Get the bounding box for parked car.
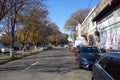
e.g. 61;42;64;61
13;46;20;50
76;46;101;69
64;44;68;48
40;45;52;51
0;46;10;53
40;45;48;51
61;44;68;48
47;46;52;49
92;52;120;80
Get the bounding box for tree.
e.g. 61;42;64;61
16;7;49;46
61;33;69;44
0;33;10;45
0;0;46;58
64;9;90;31
41;22;59;45
64;8;90;41
0;0;19;20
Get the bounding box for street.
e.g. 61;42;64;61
0;48;92;80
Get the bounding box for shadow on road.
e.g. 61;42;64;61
0;57;90;76
0;48;90;74
0;61;80;74
0;66;27;71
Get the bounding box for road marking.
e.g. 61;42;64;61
25;61;39;71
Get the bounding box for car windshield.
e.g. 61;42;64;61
42;45;47;47
80;47;100;53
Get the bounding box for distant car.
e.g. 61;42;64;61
40;45;48;51
61;44;68;48
0;46;10;53
92;52;120;80
13;46;20;50
47;46;52;49
64;44;68;48
76;46;101;69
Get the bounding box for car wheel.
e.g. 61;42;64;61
0;49;2;53
78;60;82;69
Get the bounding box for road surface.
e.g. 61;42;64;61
0;48;92;80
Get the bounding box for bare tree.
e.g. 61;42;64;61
64;8;90;31
0;0;14;20
0;0;27;21
64;8;90;41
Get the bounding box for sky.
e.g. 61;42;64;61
46;0;99;34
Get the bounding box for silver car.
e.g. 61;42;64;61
1;47;10;53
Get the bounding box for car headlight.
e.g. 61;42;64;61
81;57;88;64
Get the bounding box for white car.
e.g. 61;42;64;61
40;45;48;51
0;47;10;53
64;44;68;48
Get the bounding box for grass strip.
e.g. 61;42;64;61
0;50;41;65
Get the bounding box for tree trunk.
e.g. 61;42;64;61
10;10;16;58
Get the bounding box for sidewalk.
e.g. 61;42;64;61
0;54;9;60
0;51;29;59
0;48;42;63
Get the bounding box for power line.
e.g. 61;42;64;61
87;0;93;9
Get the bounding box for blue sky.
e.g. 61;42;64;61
46;0;99;34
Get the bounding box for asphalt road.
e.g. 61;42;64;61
0;48;92;80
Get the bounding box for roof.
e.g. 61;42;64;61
104;53;120;58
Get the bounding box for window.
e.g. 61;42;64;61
105;57;120;80
80;47;99;53
99;57;108;69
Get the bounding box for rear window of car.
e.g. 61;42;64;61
105;57;120;80
99;56;120;80
80;47;100;53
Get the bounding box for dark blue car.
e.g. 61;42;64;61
76;46;101;69
92;52;120;80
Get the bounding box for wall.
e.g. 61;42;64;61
79;6;97;46
97;6;120;51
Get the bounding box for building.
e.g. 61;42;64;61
77;6;97;46
75;23;87;46
93;0;120;51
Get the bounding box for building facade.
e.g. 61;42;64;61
75;23;87;46
93;0;120;51
78;6;97;46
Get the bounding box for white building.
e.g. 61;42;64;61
75;23;87;46
76;6;98;46
93;0;120;51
